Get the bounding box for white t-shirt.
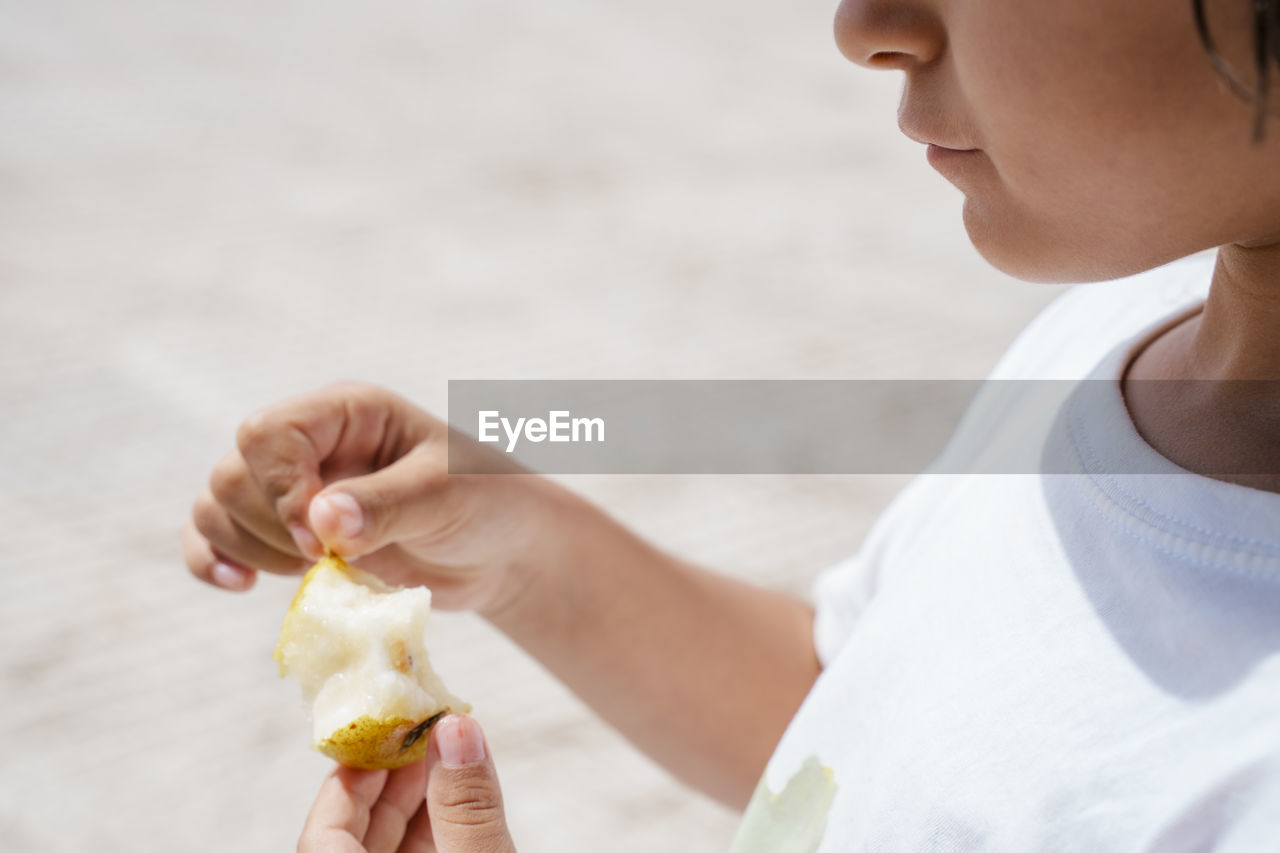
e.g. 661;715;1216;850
731;252;1280;852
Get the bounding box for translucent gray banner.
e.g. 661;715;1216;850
446;380;1280;476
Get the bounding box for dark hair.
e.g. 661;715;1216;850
1193;0;1280;142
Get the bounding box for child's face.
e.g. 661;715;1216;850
836;0;1280;283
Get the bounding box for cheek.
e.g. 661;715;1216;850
951;0;1257;281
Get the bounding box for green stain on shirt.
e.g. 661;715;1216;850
730;754;838;853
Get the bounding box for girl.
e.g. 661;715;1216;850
184;0;1280;849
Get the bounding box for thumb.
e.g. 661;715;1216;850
424;714;516;853
307;445;452;558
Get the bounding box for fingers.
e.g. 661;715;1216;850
299;766;389;853
423;715;516;853
209;449;302;556
293;720;512;853
186;450;312;588
397;805;436;853
187;382;444;588
191;489;309;576
235;383;432;558
308;445;457;559
181;518;256;592
362;760;429;853
236;404;333;558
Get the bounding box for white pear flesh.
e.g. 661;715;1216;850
275;555;470;769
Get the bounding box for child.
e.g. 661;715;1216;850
182;0;1280;849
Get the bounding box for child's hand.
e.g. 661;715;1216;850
299;714;515;853
181;382;561;615
184;385;818;807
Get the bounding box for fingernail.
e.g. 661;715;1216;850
436;715;487;769
316;493;363;539
211;562;253;591
289;524;321;558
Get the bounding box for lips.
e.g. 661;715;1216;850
925;143;983;171
897;95;978;152
897;118;977;153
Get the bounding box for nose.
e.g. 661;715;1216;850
834;0;945;71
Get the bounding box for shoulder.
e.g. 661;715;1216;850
809;252;1217;664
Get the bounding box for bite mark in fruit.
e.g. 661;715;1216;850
275;554;470;769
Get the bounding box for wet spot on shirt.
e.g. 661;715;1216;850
730;754;837;853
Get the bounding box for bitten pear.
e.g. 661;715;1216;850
275;554;470;769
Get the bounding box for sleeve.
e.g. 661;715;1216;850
810;550;879;667
809;475;940;667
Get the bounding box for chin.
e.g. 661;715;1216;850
960;198;1174;285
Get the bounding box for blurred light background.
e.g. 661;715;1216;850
0;0;1057;850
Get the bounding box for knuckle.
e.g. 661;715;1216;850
235;409;288;455
208;452;249;503
435;779;504;825
235;410;272;452
190;492;223;539
270;473;310;521
336;381;411;418
355;383;404;422
323;379;380;407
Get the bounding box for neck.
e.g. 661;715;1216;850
1186;244;1280;380
1121;243;1280;492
